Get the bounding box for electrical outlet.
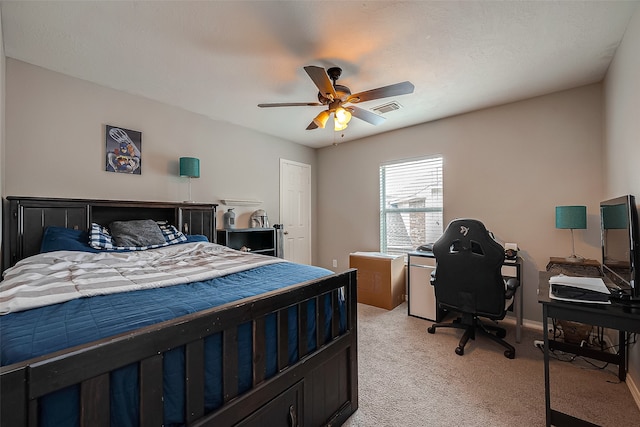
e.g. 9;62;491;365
332;259;337;268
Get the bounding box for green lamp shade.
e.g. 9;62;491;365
179;157;200;178
555;206;587;229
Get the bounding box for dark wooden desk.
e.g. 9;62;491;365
538;277;640;426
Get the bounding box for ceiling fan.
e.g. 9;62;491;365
258;66;415;131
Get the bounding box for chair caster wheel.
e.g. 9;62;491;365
427;326;436;334
455;346;464;356
504;350;515;359
497;329;506;338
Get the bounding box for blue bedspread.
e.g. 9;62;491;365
1;261;338;427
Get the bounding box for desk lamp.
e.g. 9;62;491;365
555;205;587;262
179;157;200;203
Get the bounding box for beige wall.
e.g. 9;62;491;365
317;84;605;325
1;8;5;247
604;7;640;199
603;2;640;406
4;59;317;248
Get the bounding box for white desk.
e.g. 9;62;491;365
407;251;523;343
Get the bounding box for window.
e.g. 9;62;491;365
380;156;443;256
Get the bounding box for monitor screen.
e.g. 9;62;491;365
600;195;639;298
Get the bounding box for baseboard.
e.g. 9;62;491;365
501;315;544;332
627;371;640;410
522;318;544;331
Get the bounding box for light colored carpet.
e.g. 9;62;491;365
343;302;639;427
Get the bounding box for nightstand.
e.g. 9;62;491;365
217;228;277;256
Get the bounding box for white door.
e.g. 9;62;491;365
280;159;311;264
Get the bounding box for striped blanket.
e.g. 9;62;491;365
0;242;284;315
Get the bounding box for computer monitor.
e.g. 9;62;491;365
600;195;640;300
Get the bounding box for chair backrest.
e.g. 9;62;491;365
432;218;506;318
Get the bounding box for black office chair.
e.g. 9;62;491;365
427;218;520;359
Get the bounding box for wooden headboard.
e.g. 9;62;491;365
2;196;217;272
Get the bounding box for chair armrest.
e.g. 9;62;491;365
504;277;520;299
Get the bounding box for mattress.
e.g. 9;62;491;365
1;261;339;427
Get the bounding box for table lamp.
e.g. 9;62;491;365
555;205;587;262
179;157;200;203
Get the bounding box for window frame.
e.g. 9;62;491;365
379;155;444;256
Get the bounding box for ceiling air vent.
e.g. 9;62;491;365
371;101;402;115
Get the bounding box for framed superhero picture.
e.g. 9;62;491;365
105;125;142;174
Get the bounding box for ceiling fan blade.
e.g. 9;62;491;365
258;102;323;108
306;121;319;130
349;106;386;126
347;81;415;104
304;66;337;100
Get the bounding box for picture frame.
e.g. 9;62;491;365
105;125;142;174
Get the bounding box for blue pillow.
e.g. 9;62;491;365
185;234;209;243
40;226;101;253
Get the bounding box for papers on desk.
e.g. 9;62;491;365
549;275;611;304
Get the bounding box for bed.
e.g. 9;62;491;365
0;196;358;427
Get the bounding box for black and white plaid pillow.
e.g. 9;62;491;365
157;221;188;244
89;223;115;250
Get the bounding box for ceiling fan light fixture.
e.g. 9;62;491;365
334;118;348;131
334;106;352;125
313;110;330;128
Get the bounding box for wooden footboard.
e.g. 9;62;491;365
0;270;358;427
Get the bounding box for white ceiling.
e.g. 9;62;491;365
1;1;638;148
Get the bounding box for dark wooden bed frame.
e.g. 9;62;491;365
1;196;358;427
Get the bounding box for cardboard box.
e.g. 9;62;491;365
349;252;406;310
